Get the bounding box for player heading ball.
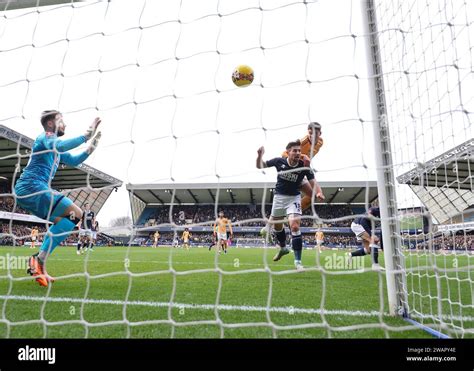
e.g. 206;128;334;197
256;139;324;271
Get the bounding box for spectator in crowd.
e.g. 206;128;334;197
141;204;358;228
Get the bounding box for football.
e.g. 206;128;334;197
232;65;254;87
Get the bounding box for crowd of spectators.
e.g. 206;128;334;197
0;221;46;245
0;196;29;214
407;233;474;251
142;204;359;228
0;221;114;247
301;204;355;227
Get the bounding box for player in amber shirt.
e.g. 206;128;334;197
181;228;191;250
152;231;160;248
282;122;325;210
315;230;325;251
213;211;233;254
30;226;39;249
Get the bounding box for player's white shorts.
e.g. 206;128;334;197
351;222;366;241
79;229;93;238
217;232;227;241
316;239;323;245
271;194;302;218
92;231;97;240
31;236;36;242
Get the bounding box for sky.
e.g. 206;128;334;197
0;0;472;226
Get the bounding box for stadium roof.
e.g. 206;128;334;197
397;138;474;224
1;0;84;11
0;125;122;214
127;181;379;205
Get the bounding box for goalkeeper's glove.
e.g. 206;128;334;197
86;131;101;155
84;117;101;141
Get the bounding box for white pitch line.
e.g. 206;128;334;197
0;294;379;316
0;294;473;322
52;257;298;267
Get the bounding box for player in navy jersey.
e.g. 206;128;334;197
91;219;99;250
14;110;101;286
78;202;95;253
348;207;384;270
256;139;324;271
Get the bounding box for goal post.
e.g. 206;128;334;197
369;0;474;338
362;0;407;318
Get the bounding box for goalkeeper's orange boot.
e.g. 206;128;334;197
27;253;48;287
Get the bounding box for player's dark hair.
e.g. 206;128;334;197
369;207;380;218
308;122;321;131
286;139;301;151
41;110;60;129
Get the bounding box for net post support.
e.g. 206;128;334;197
361;0;408;316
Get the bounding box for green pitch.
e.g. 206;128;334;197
0;246;472;338
400;215;423;230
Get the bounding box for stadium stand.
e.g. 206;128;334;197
126;181;379;249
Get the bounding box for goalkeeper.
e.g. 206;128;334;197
14;110;102;287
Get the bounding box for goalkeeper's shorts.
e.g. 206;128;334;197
15;182;73;222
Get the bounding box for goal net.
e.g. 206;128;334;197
373;0;474;338
0;0;472;339
235;238;266;249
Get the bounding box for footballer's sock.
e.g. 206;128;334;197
292;231;303;261
370;244;379;264
39;217;77;259
274;228;286;248
77;241;82;251
351;247;367;257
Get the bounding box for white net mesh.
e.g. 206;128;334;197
374;0;474;337
0;0;472;338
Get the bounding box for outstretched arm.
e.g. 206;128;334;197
308;178;325;201
61;151;89;167
48;135;86;153
256;146;266;169
60;132;102;167
47;117;101;153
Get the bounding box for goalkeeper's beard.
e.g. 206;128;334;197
54;125;65;137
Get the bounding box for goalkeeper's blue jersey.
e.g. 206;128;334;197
18;132;87;185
